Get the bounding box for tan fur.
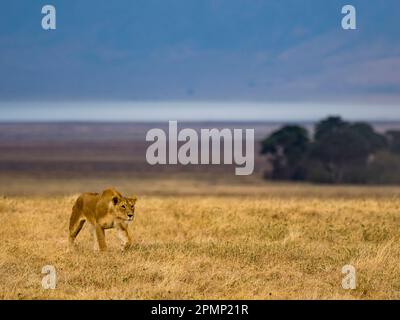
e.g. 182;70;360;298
68;188;138;251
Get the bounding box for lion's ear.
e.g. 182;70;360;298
112;196;119;205
130;195;138;203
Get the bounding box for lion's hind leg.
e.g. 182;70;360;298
68;197;86;249
69;218;86;247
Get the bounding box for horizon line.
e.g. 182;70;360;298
0;101;399;122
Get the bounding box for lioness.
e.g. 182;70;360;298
69;188;138;251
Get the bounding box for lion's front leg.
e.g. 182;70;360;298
116;224;132;251
89;224;99;251
95;224;107;251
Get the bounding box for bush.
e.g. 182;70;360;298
306;162;371;184
305;161;333;184
365;152;400;184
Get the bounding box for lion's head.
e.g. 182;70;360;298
111;195;136;222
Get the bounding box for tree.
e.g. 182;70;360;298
260;125;310;180
386;130;400;154
350;122;387;152
314;116;348;141
310;117;387;183
260;116;394;184
310;127;370;183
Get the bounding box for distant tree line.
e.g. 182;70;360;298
260;116;400;184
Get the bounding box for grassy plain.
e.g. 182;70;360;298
1;180;400;300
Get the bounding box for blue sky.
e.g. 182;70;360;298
0;1;399;120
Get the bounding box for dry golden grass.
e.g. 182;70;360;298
1;183;400;300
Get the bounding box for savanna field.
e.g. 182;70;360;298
1;178;400;300
1;123;400;300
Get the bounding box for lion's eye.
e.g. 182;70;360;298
121;205;126;209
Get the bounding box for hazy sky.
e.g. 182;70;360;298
0;1;400;120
